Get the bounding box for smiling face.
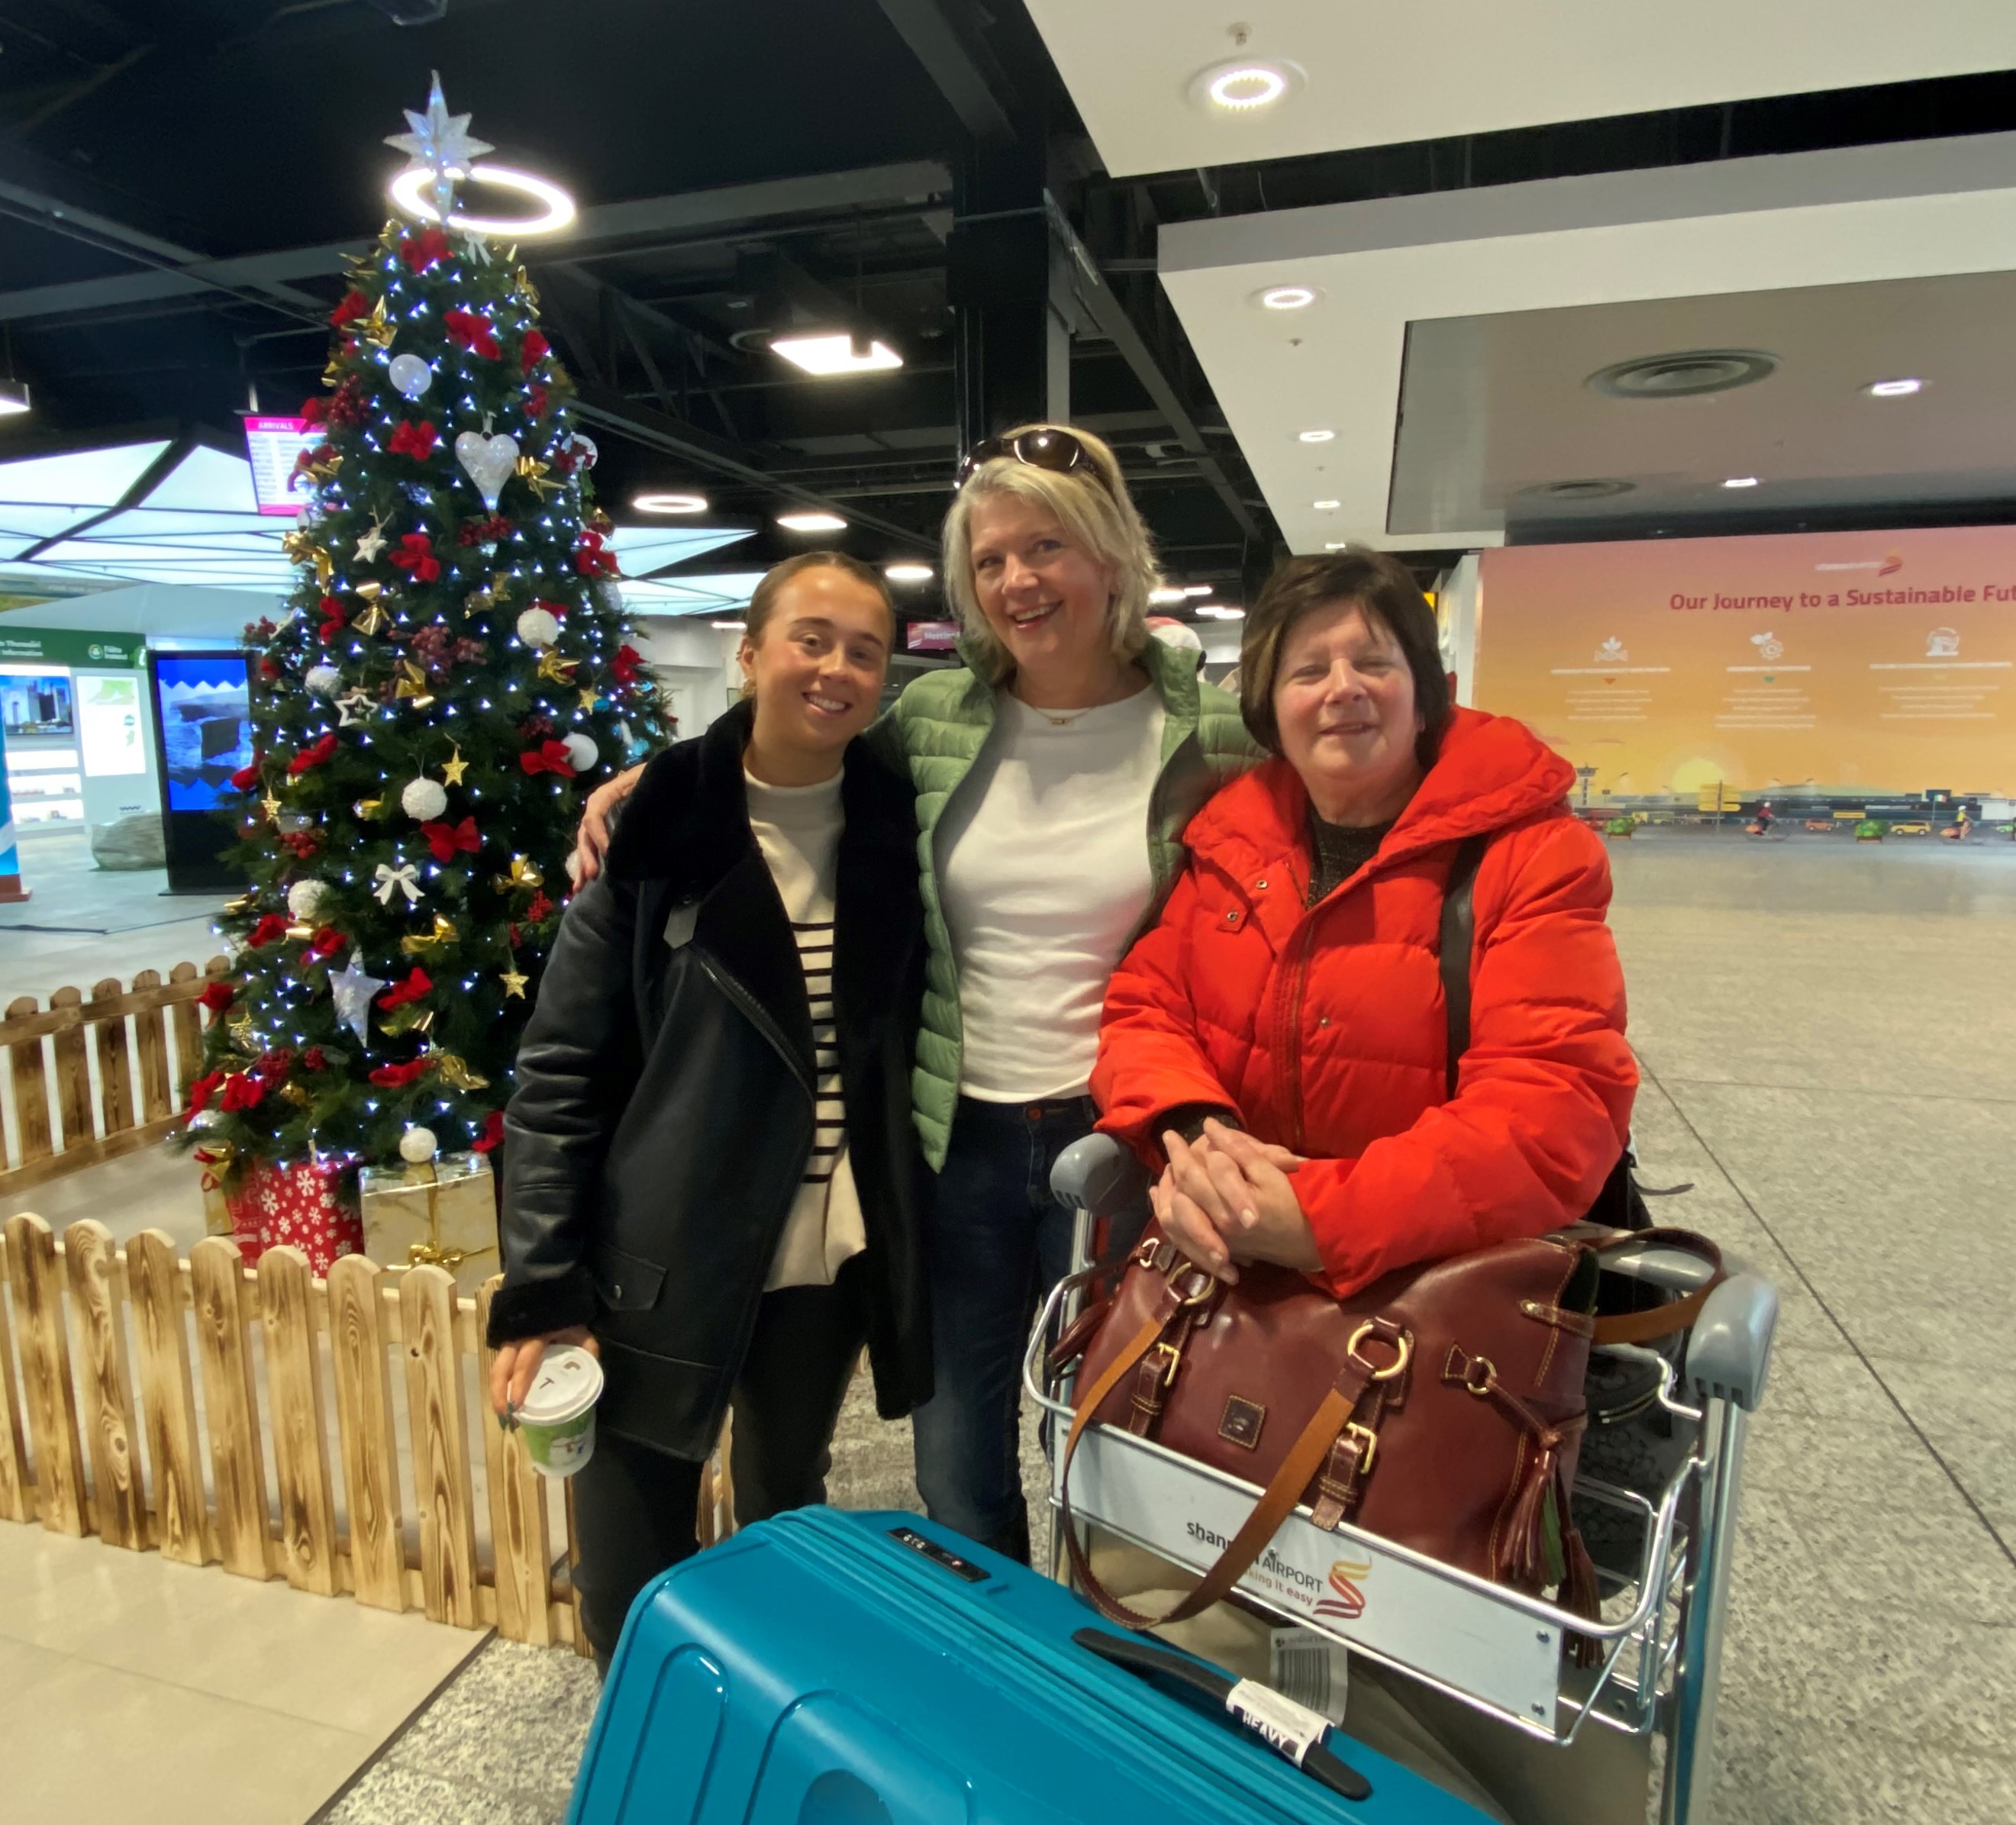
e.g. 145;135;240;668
739;564;891;763
1272;599;1425;823
964;490;1121;693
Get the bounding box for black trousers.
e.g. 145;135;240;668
571;1263;868;1662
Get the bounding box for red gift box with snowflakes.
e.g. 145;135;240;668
224;1156;363;1276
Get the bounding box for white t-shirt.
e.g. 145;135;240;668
744;769;867;1291
937;687;1166;1101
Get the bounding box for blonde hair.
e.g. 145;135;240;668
940;423;1158;683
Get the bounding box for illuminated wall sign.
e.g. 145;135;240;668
244;415;324;516
905;620;961;653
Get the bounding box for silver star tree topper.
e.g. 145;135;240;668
385;72;494;222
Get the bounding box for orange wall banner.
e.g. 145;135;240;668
1476;527;2016;799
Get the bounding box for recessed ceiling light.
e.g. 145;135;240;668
1148;586;1188;605
1181;585;1212;597
1313;499;1340;511
710;620;747;630
777;511;847;532
1298;429;1334;443
632;492;708;514
885;563;933;583
1324;541;1349;550
1189;59;1304;113
0;381;28;418
1865;378;1923;398
770;334;903;377
1196;605;1246;619
1256;285;1319;311
1721;476;1760;489
1589;349;1777;400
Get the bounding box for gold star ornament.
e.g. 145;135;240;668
500;969;528;999
440;746;469;786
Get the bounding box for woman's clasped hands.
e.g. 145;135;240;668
1153;1117;1321;1282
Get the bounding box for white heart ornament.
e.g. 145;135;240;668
453;430;519;511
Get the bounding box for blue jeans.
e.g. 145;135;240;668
911;1094;1096;1559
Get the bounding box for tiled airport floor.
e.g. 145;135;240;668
3;830;2012;1823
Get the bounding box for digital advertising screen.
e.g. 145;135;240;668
243;414;324;516
905;619;960;653
148;650;253;893
1475;526;2016;802
77;674;147;778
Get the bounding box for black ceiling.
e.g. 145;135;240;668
2;0;2014;605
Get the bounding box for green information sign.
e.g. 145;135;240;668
0;626;145;668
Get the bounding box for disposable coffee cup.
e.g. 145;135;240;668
515;1344;603;1478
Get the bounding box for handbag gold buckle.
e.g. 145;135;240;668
1346;1321;1412;1382
1343;1420;1381;1475
1148;1340;1185;1388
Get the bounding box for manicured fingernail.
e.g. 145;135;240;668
1240;1208;1258;1229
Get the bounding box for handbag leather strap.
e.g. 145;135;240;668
1585;1226;1727;1346
1058;1289;1400;1631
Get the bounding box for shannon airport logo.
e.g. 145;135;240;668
1814;551;1903;577
1314;1558;1372;1621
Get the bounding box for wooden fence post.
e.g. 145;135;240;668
5;995;53;1171
63;1220;148;1550
326;1254;405;1613
48;988;90;1153
258;1246;338;1596
189;1237;271;1579
87;978;134;1142
130;970;174;1127
126;1230;208;1566
0;1224;37;1524
476;1276;553;1644
4;1213;86;1535
401;1263;479;1627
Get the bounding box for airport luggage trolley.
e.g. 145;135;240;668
1024;1136;1779;1825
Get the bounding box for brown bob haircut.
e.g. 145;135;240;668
1238;546;1452;768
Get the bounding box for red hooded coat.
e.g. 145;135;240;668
1092;707;1636;1301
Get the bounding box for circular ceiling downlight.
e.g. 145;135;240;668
1189;58;1305;114
1588;350;1779;400
1255;285;1320;311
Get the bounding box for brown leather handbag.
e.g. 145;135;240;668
1055;1223;1721;1643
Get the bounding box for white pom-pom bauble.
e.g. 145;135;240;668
189;1108;224;1133
570;433;598;469
515;607;560;650
400;776;449;822
305;665;342;698
287;879;332;922
398;1127;439;1163
388;353;433;400
562;732;601;774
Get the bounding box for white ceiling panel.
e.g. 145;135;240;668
1025;0;2016;177
1156;134;2016;552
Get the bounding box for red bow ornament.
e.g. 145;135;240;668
388;419;439;460
221;1073;266;1112
573;530;619;577
611;644;643;687
369;1058;431;1089
421;817;481;864
444;309;502;360
519;739;577;779
197;980;236;1014
230;757;263;791
401;226;451;273
288;733;340;775
520;329;550;376
473;1109;505;1153
246;914;291;949
306;927;346;962
378;966;434;1011
329;289;369;327
299;396;329;427
318;595;347;642
391;532;441;582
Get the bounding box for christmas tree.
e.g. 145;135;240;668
182;79;666;1185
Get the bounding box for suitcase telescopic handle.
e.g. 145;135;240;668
1071;1628;1372;1803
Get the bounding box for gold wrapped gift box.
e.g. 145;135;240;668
360;1151;499;1300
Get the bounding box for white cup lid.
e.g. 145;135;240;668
518;1344;604;1424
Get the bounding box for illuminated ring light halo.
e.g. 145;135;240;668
389;163;576;237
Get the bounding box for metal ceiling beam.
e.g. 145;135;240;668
1043;198;1262;543
569;384;919;543
873;0;1018;146
0;159;953;324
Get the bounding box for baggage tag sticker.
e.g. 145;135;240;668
1225;1678;1329;1766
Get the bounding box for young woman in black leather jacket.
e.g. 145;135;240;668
485;552;931;1663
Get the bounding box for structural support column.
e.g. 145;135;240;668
948;143;1071;449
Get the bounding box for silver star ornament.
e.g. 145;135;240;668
329;952;387;1047
385;73;493;218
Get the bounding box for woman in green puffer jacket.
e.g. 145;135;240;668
575;424;1260;1561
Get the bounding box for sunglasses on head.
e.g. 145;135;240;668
955;427;1115;498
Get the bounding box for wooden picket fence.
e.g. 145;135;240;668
0;959;231;1196
0;1211;747;1654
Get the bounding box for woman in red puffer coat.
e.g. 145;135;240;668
1092;547;1635;1298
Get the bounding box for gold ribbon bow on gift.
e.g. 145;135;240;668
398;1161;498;1275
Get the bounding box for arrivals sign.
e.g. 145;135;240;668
244;414;324;516
1476;527;2016;799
